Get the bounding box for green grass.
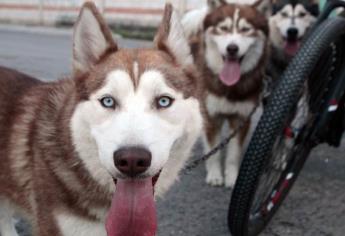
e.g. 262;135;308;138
56;16;156;41
110;24;156;41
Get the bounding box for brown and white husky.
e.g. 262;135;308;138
182;0;270;188
0;3;204;236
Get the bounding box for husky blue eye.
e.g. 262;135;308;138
157;96;174;109
100;96;116;109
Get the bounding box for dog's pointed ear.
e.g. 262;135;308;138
154;4;193;67
253;0;272;18
73;2;117;76
308;0;320;17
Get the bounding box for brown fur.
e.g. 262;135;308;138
204;4;269;35
0;3;204;235
0;68;110;235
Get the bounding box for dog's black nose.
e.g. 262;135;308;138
114;147;152;177
226;44;239;57
287;27;299;41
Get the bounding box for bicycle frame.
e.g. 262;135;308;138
310;0;345;146
313;61;345;146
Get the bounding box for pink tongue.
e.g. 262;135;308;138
220;60;241;86
284;41;300;56
106;178;157;236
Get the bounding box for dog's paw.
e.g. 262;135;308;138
206;168;224;186
224;166;238;188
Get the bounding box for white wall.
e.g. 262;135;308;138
0;0;207;26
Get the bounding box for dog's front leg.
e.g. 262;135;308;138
204;117;224;186
224;118;250;188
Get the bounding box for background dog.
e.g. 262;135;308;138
182;0;272;39
0;3;204;236
268;0;319;79
183;0;270;188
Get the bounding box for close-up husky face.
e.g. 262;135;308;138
270;0;319;56
69;4;203;195
203;3;269;86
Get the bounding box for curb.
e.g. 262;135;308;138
0;24;122;39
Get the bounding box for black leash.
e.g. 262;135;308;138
181;101;260;175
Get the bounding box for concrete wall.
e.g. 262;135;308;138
0;0;206;27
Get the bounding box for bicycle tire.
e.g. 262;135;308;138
228;17;345;236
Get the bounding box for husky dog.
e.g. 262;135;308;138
269;0;319;78
182;0;272;39
183;0;270;188
0;3;204;236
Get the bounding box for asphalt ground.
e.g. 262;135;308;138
0;26;344;236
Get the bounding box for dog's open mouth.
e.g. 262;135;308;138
284;39;301;56
219;56;244;87
106;173;160;236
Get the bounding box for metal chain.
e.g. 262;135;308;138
181;99;261;175
180;73;274;175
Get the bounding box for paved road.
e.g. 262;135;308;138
0;26;344;236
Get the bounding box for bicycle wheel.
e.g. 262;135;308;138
228;17;345;236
